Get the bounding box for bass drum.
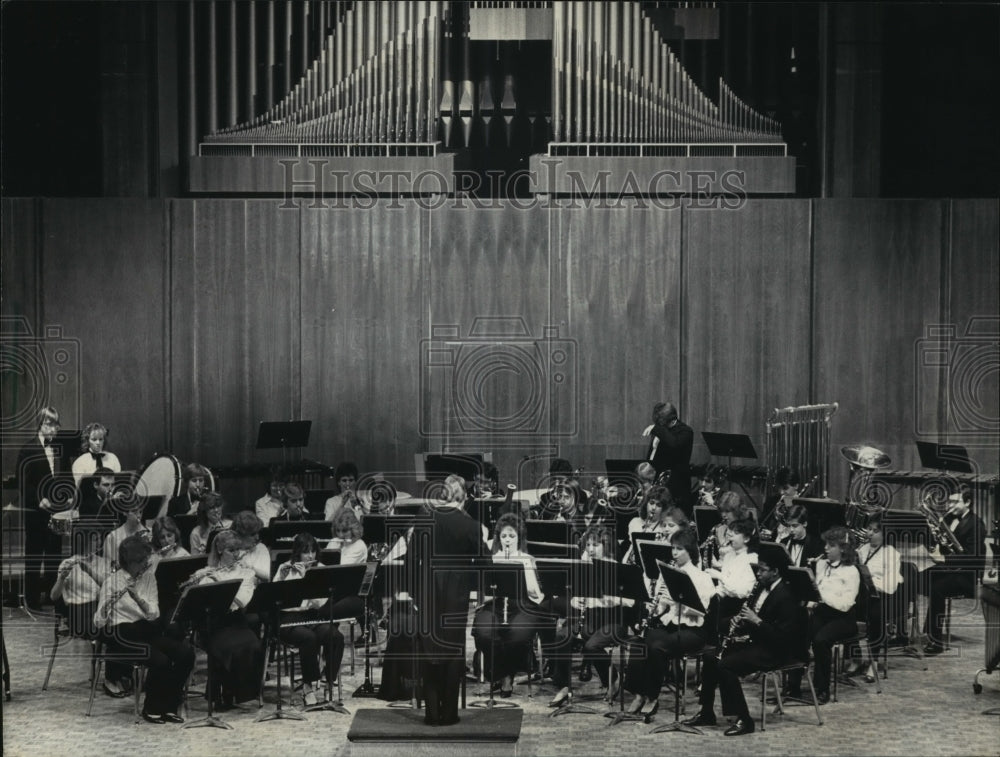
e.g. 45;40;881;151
135;453;215;519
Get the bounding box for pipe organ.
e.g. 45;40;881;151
190;1;795;195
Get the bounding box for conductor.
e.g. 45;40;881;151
407;474;485;726
642;401;694;513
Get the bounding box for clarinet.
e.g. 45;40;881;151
717;578;765;660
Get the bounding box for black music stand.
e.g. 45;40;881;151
465;498;509;537
916;440;975;474
300;563;371;714
253;579;311;723
172;579;242;730
526;520;574;546
702;432;760;504
693;506;723;544
602;561;649;726
534;558;611;718
527;541;580;559
649;561;708;735
155;554;208;621
636;541;676;586
796;497;846;537
256;420;312;469
470;562;526;710
628;531;660;563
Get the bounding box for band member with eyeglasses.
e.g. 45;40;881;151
777;505;823;569
324;462;370;522
923;486;987;655
189;492;232;556
641;401;694;514
95;534;194;723
254;470;286;523
18;406;73;608
167;462;211;517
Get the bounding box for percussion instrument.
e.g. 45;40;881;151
135;453;215;519
48;509;79;536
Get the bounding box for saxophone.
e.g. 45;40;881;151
716;578;765;660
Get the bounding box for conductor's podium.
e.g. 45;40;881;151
347;707;522;757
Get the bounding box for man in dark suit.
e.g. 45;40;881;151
16;407;74;608
684;543;806;736
924;485;988;654
642;401;694;514
407;474;485;726
778;504;824;568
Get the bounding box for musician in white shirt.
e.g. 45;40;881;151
624;528;715;716
706;518;758;621
854;516;901;681
71;422;122;488
323;462;371;521
94;535;194;723
103;505;150;570
254;474;285;523
786;526;860;703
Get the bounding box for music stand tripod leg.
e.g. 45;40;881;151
306;591;350;715
185;609;234;730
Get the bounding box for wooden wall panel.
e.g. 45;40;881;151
944;199;1000;477
41;199;168;466
299;201;424;488
423;204;555;490
556;205;683;481
813;200;944;500
684;200;813;465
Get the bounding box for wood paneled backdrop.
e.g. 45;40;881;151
2;199;997;513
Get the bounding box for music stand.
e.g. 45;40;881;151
526;520;574;546
916;440;975;474
256;421;312;469
526;541;580;559
300;563;370;714
465;498;509;537
636;541;675;586
796;497;846;536
602;561;649;726
693;506;723;544
155;554;208;621
253;579;311;723
702;432;759;504
470;562;527;710
649;561;708;735
534;558;610;717
171;579;242;730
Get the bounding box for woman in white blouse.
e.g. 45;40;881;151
471;513;545;698
623;527;715;717
706;517;758;620
854;516;901;681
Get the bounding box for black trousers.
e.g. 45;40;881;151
700;642;788;720
625;624;705;699
786;605;856;694
24;511;62;604
101;620;194;715
279;620;343;685
420;655;463;725
925;569;976;645
472;604;539;681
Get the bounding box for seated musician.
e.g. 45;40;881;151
273;482;308;522
852;515;901;680
706;517;759;620
189;491;232;555
622;486;686;565
275;533;345;706
78;467;118;518
536;458;590;519
330;508;368;565
51;529;109;638
923;485;988;655
323;462;370;522
225;511;271;584
166;462;210;517
254;469;285;523
623;527;715;717
472;513;546;697
151;516;190;560
94;534;195;723
548;525;629;707
470;462;501;500
187;530;263;710
785;526;860;703
777;504;823;568
760;466;800;529
103;502;151;570
696;466;726;508
72;422;122;489
711;491;754;562
685;543;805;735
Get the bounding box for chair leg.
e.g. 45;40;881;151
87;657;104;717
803;670;824;726
860;639;882;694
831;645;839;702
133;665;145;723
944;597;952;650
41;634;61;691
349;621;356;677
760;674;768;731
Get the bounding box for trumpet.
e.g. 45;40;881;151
918;499;964;555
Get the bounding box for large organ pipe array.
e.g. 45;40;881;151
766;403;839;499
197;1;784;153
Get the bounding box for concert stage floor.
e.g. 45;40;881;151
347;708;521;757
2;596;998;757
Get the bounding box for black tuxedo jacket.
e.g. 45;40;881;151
746;580;806;660
779;534;824;568
943;510;988;571
646;421;694;501
16;437;73;511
